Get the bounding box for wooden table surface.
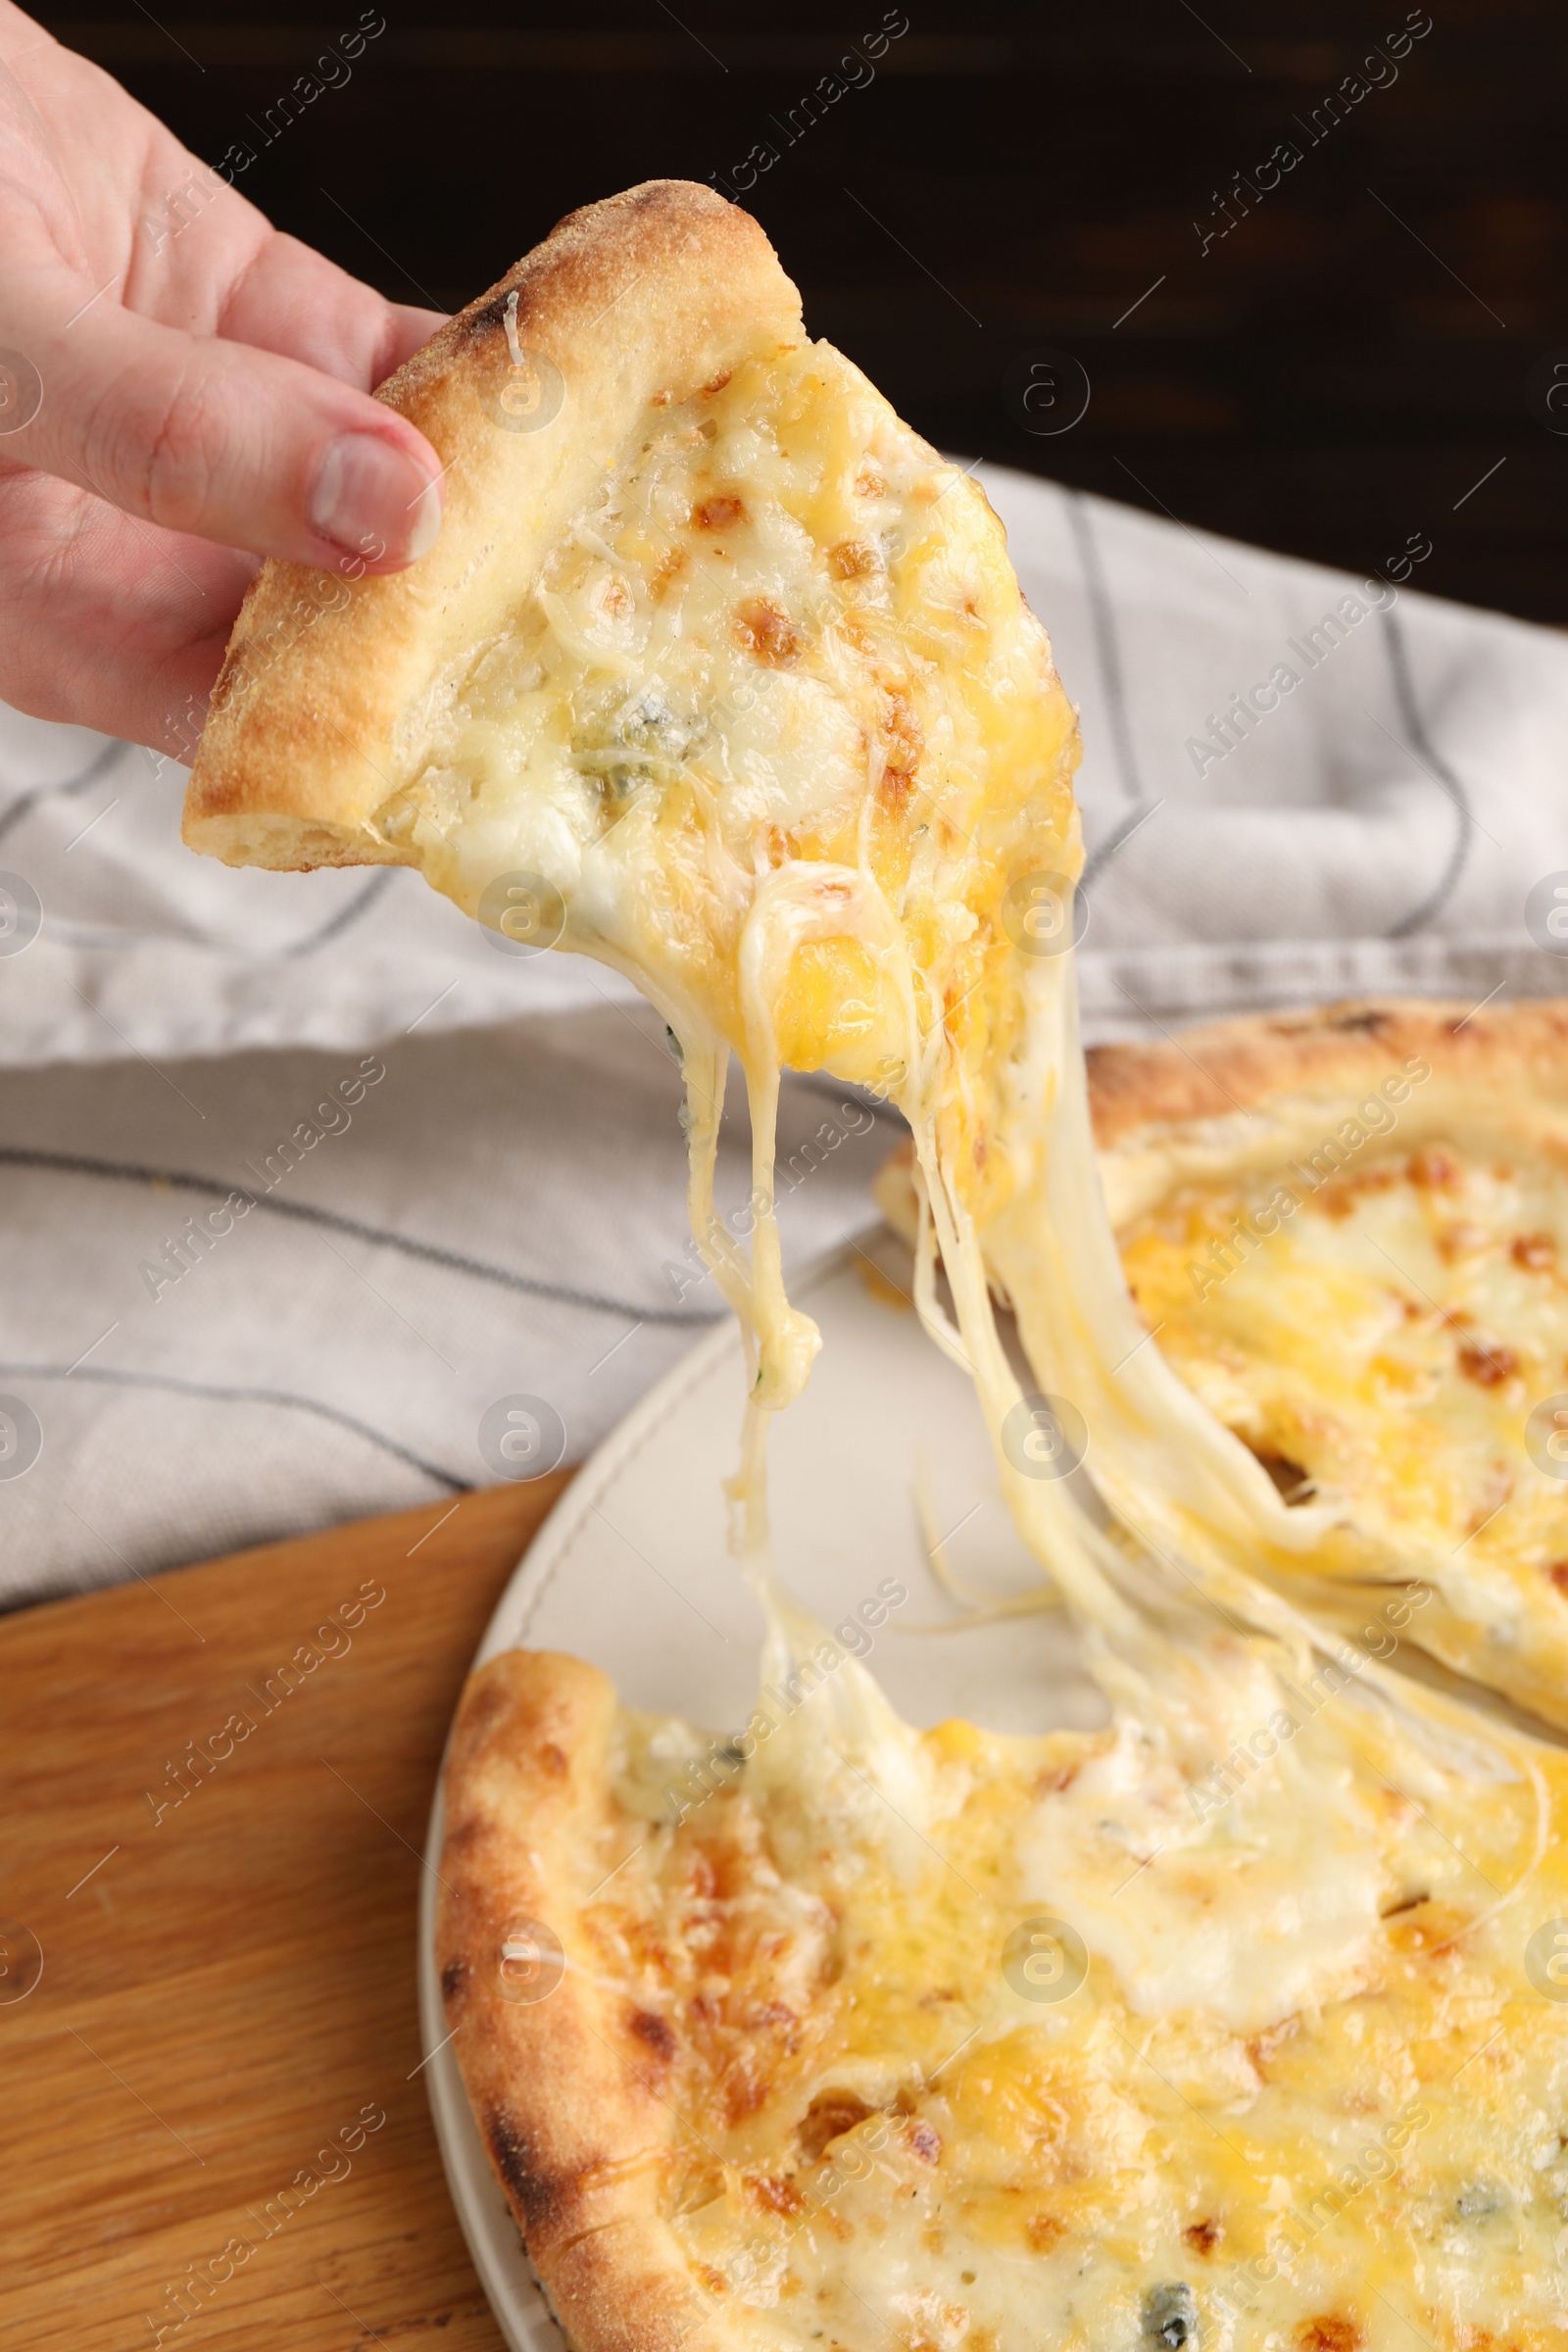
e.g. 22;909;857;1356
0;1474;573;2350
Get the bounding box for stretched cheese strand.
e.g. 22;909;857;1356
718;860;912;1550
713;841;1154;1642
682;798;1552;1921
993;951;1339;1565
668;794;1337;1671
697;826;1315;1645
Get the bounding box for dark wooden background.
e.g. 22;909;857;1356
38;2;1567;623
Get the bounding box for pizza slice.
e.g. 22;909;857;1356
183;175;1085;1551
1094;998;1568;1727
438;1625;1568;2352
183;178;1323;1612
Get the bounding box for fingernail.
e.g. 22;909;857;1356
309;432;442;566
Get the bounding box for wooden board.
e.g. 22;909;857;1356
0;1474;572;2350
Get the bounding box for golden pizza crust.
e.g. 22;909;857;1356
874;994;1568;1237
183;180;802;872
1081;991;1568;1147
437;1649;728;2352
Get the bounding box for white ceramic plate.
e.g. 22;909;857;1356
417;1229;1102;2350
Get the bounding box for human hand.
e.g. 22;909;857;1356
0;2;448;757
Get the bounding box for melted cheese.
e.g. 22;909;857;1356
1119;1137;1568;1715
383;337;1080;1552
1016;1712;1388;2034
381;324;1325;1641
590;1657;1566;2352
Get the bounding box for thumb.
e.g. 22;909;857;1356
10;287;445;571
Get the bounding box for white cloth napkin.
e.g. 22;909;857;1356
1;468;1563;1604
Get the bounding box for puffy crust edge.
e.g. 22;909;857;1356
1081;994;1568;1149
437;1649;729;2352
183;180;803;871
872;996;1568;1243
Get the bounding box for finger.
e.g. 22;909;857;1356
8;282;445;571
0;467;250;755
191;226;446;392
382;301;451;375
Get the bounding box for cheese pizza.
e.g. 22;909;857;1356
181;181;1568;2352
438;1629;1568;2352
